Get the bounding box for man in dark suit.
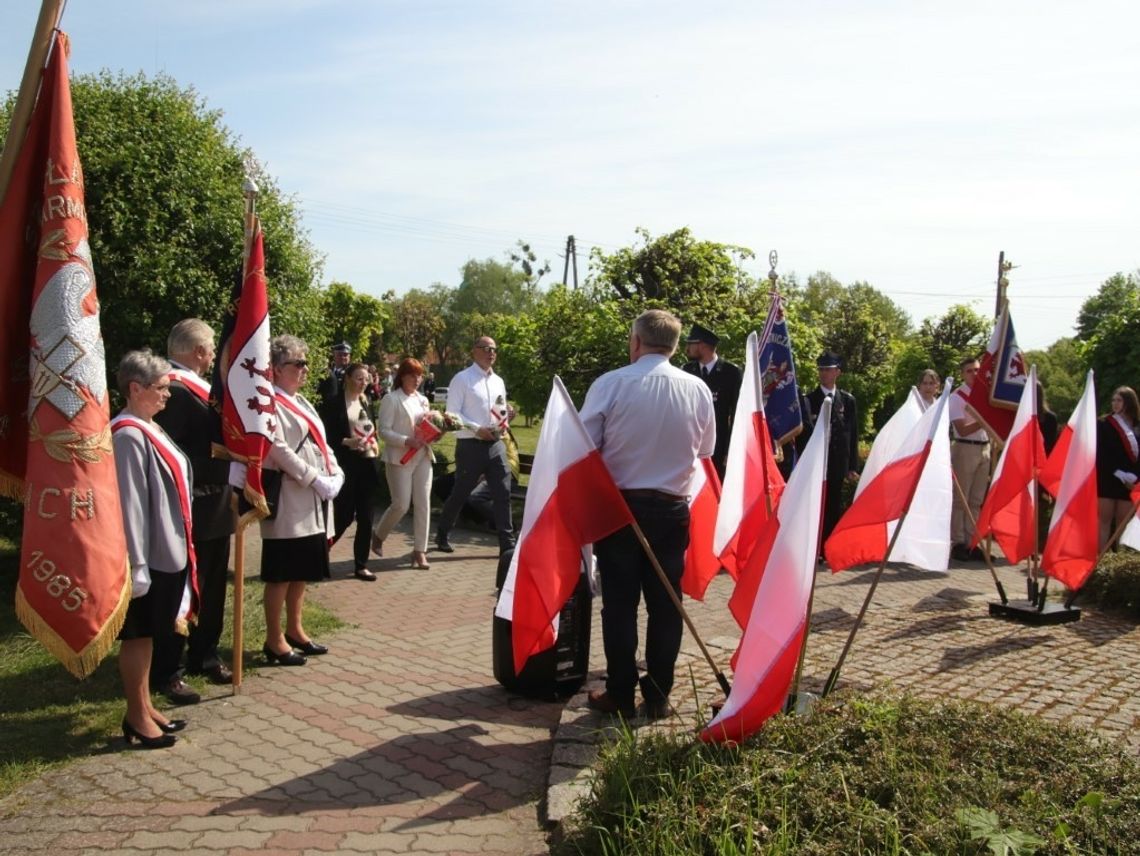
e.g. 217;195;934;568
317;342;351;400
803;351;860;548
681;323;742;479
151;319;237;702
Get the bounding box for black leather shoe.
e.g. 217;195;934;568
950;543;972;562
587;689;635;719
161;679;201;706
122;719;176;749
263;643;306;666
156;718;188;734
284;634;328;656
641;699;676;721
188;662;233;685
434;537;455;554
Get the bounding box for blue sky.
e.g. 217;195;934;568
3;1;1138;350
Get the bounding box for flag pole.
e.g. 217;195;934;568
1062;495;1140;609
0;0;66;204
953;472;1008;604
230;175;259;694
628;520;731;697
821;512;911;697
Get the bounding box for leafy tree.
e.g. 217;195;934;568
0;71;326;362
508;240;552;289
1024;337;1084;424
1075;272;1140;342
588;227;756;322
915;304;990;378
1081;289;1140;409
387;288;445;363
319;281;387;362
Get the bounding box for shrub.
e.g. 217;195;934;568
1076;549;1140;619
555;691;1140;855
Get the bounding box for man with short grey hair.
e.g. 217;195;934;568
579;309;715;719
152;318;236;700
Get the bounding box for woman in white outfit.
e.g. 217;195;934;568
372;358;434;569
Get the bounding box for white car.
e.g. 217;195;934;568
432;386;448;405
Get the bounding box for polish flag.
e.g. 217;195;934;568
1120;483;1140;552
700;398;831;743
495;377;634;673
824;382;953;571
1039;421;1074;500
681;457;722;601
971;365;1046;564
714;331;785;578
1041;370;1099;590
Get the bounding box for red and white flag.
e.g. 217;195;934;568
1041;370;1099;590
681;457;722;601
211;218;276;520
1039;415;1074;500
1120;483;1140;552
967;303;1027;441
971;365;1046;564
714;331;785;578
700;398;831;743
495;377;634;673
824;382;953;571
0;33;129;678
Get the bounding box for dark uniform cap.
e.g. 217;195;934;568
817;351;842;369
331;342;351;354
686;323;720;348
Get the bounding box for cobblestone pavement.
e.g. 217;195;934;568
549;560;1140;825
0;521;561;856
3;523;1139;854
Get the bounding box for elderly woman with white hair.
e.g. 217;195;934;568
260;334;343;666
111;349;195;749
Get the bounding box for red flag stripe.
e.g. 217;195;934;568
1042;472;1099;589
681;458;722;600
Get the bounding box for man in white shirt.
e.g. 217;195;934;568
436;336;515;553
579;309;715;720
949;356;991;561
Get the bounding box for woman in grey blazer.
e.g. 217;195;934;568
112;350;192;749
260;335;343;666
371;358;435;569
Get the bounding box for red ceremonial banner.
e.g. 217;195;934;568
0;33;129;677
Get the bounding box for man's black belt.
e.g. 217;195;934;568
952;438;988;446
621;488;686;503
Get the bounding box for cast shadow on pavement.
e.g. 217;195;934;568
212;722;550;829
936;633;1049;672
833;565;950;586
386;685;562;725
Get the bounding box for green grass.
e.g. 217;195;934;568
0;539;343;802
555;691;1140;855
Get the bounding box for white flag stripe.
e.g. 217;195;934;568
714;331;761;554
1048;370;1097;532
890;384;953;571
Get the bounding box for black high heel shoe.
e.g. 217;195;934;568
263;642;306;666
122;719;177;749
155;718;188;734
284;633;328;656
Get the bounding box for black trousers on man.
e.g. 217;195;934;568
150;535;230;686
438;438;514;551
595;495;690;709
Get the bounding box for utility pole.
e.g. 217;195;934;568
561;234;579;289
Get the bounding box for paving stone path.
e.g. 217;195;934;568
2;520;1138;855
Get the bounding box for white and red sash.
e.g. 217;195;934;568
168;365;211;404
274;388;335;473
111;414;200;626
1110;414;1139;463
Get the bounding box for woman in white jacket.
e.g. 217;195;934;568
372;358;435;569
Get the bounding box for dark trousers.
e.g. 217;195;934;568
333;454;379;569
438;438;514;550
595;497;690;707
150;536;231;686
821;457;849;546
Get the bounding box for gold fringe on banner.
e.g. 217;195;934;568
0;470;25;502
14;566;130;680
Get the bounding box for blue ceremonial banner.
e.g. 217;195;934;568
758;293;803;448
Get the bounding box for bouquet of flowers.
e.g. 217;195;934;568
400;409;463;464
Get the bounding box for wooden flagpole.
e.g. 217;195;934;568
629;520;731;697
0;0;65;205
952;473;1008;604
230;176;259;694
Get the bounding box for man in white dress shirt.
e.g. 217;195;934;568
579;309;715;719
949;356;991;561
435;336;516;554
